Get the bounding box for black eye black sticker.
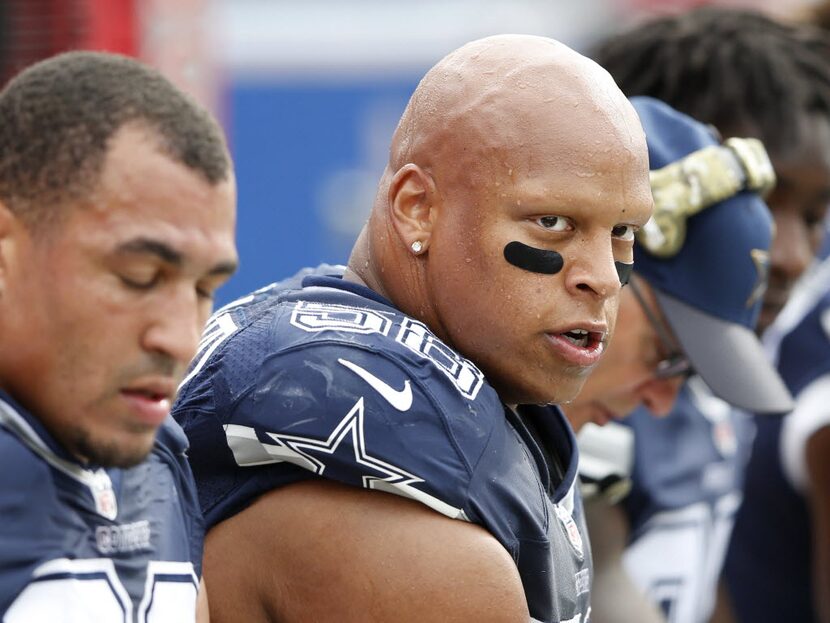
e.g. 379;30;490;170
616;261;633;286
504;240;632;285
503;241;564;275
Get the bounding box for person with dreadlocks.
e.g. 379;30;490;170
578;7;830;623
713;7;830;623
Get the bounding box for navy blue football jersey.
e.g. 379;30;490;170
173;270;592;623
0;391;204;622
725;263;830;623
616;377;744;623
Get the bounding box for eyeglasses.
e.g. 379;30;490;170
629;279;695;380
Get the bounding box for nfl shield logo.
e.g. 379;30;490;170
90;471;118;520
555;503;584;560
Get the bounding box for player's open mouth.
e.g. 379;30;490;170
120;379;176;427
561;329;591;348
120;390;171;427
123;388;166;400
546;327;606;367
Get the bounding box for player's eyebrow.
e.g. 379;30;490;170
115;237;238;277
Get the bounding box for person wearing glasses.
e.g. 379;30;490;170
719;8;830;623
584;8;830;623
561;96;794;623
563;96;791;433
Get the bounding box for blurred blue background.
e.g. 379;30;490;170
227;78;416;303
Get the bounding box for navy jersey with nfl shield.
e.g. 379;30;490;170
725;281;830;623
620;379;744;623
0;392;204;622
173;271;592;623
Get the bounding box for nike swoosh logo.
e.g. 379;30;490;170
338;358;413;412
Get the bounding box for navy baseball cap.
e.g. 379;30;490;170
631;97;793;414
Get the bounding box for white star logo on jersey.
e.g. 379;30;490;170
266;397;422;489
224;398;468;520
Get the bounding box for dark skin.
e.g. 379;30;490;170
710;114;830;623
726;113;830;335
203;34;653;621
750;62;830;623
0;125;238;469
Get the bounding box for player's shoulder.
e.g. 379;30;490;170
220;297;505;476
0;424;56;500
175;272;510;520
0;395;59;492
177;268;378;400
0;427;59;617
0;406;63;550
178;271;503;427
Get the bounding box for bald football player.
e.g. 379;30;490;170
173;34;653;622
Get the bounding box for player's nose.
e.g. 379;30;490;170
639;376;684;417
565;234;622;302
141;290;203;366
770;211;813;284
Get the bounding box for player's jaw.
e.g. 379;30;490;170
78;394;170;468
571;390;647;431
70;418;157;468
500;326;609;406
71;369;183;468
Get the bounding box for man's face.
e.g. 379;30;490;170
563;280;686;432
423;119;653;406
0;125;238;467
754;113;830;333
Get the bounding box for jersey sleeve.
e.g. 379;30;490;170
177;338;503;529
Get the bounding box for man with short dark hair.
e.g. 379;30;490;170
173;34;653;622
0;51;238;620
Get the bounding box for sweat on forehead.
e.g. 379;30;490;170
389;34;641;178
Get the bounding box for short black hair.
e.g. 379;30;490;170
592;7;830;156
0;50;231;227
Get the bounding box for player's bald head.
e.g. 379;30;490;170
347;35;652;406
388;34;643;192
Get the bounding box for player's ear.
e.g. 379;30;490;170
387;163;437;254
0;200;19;298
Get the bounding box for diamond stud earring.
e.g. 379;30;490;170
411;240;423;253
